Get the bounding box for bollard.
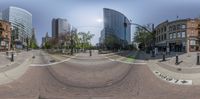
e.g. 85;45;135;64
89;50;92;56
197;53;200;65
175;54;179;65
162;52;166;61
11;52;14;62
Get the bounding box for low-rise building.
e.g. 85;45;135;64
155;18;200;52
0;20;11;51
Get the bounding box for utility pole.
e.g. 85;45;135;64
70;33;73;55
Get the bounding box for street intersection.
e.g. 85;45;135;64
0;50;199;99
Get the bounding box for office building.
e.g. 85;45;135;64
52;18;71;38
2;6;32;49
100;8;131;48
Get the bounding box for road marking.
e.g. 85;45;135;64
30;58;72;67
153;71;192;85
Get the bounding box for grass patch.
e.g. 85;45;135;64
125;57;135;62
127;55;135;59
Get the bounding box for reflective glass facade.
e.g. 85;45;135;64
101;8;131;46
2;6;32;47
52;18;71;38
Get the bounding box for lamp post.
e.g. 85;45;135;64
26;36;29;51
70;33;74;55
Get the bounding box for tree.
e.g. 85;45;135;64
30;29;39;49
104;33;121;50
78;31;94;51
134;24;154;50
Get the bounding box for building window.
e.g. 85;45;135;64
169;26;172;32
181;32;186;38
164;34;166;40
181;24;186;29
173;33;176;38
164;27;167;32
161;28;163;33
191;31;194;36
173;25;176;31
170;33;173;39
190;40;196;45
177;32;181;38
177;24;181;30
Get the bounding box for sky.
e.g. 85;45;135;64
1;0;200;45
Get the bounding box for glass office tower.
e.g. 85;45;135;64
101;8;131;48
2;6;32;48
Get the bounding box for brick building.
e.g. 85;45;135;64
155;18;200;52
0;20;11;51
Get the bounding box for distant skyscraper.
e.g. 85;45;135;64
2;6;32;48
100;8;131;48
52;18;71;38
0;12;2;20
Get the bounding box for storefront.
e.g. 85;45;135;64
189;38;200;52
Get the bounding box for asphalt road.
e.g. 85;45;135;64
0;50;200;99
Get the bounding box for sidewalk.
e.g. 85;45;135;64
138;51;200;85
0;50;33;85
0;51;33;72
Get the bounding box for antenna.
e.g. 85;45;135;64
176;15;179;19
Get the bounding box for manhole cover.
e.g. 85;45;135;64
49;60;56;63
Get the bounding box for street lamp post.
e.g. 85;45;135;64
70;33;74;55
26;36;29;51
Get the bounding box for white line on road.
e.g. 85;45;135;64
30;58;71;67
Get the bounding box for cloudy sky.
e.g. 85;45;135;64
0;0;200;45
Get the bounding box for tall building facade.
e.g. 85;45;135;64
52;18;71;38
42;32;51;47
0;20;11;51
0;12;2;20
155;18;200;52
100;8;131;48
2;6;32;49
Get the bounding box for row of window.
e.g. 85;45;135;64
156;34;167;42
156;24;186;35
169;32;186;39
156;32;186;43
